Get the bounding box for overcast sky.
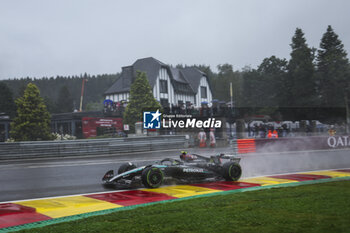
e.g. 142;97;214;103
0;0;349;80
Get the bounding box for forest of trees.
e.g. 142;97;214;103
198;26;350;122
0;25;349;123
1;73;119;114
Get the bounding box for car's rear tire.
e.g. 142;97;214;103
118;162;137;174
141;167;163;188
222;162;242;181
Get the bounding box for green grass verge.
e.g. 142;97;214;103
13;180;350;233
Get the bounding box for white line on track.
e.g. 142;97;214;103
246;167;350;178
0;189;133;204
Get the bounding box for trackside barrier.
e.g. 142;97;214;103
236;139;256;154
0;135;188;160
236;135;350;154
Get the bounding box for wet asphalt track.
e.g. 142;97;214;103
1;147;349;202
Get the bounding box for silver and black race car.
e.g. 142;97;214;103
102;152;242;188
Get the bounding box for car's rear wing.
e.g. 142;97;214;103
191;153;241;164
220;154;241;163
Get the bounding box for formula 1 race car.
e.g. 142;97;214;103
102;152;242;188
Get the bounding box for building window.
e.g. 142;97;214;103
201;86;207;98
160;98;169;107
160;80;168;93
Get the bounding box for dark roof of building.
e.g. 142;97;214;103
104;57;209;95
180;67;207;94
133;57;166;87
104;66;132;94
169;67;187;83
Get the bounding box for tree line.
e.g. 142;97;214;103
0;25;349;123
198;26;350;123
0;73;119;116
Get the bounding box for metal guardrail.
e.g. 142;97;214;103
0;135;188;160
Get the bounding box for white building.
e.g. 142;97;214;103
104;57;212;108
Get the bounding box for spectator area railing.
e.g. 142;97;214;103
0;135;188;160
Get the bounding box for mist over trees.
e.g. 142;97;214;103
0;25;348;123
1;73;119;114
207;25;349;122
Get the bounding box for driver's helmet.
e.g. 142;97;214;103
180;151;197;161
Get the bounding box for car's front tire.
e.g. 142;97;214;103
222;162;242;181
141;167;164;188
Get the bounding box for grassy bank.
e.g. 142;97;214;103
18;181;350;233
